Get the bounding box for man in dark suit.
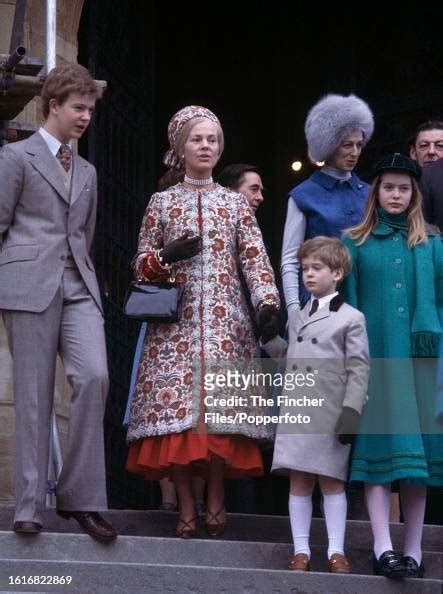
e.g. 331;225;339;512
409;120;443;168
413;125;443;524
218;163;264;214
0;64;116;540
420;158;443;230
407;120;443;230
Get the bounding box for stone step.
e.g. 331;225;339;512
1;531;442;580
1;505;441;592
0;559;440;594
1;505;441;551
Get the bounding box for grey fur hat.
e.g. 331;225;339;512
305;94;374;162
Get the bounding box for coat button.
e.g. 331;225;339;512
60;255;66;261
306;366;312;372
395;282;402;288
312;338;317;344
297;336;303;342
398;306;404;313
292;364;298;371
393;236;399;241
394;258;402;264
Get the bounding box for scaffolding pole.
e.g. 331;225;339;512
46;0;56;72
45;0;64;504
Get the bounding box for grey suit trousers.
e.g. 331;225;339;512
3;267;109;524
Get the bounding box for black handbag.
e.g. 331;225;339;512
123;280;184;323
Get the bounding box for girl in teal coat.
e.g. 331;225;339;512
342;153;443;580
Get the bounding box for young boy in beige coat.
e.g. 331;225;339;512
262;236;369;573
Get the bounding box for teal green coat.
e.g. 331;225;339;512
342;224;443;485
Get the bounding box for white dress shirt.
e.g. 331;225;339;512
309;291;338;313
39;127;72;156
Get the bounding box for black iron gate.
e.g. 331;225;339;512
78;0;157;508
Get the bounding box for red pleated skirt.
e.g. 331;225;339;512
126;429;264;480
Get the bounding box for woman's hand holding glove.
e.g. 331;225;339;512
256;304;280;344
334;407;360;445
160;232;202;264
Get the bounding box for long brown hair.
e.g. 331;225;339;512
344;173;428;248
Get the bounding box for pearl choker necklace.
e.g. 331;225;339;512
184;174;213;186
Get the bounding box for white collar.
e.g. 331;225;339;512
39;127;72;157
310;291;338;311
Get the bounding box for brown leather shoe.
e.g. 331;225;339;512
57;510;117;542
13;521;42;534
328;553;352;574
288;553;310;571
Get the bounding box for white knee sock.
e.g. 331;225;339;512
365;483;393;559
323;491;347;558
400;482;426;565
288;494;312;557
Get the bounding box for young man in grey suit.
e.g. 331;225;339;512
0;64;116;541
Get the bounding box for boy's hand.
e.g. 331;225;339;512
335;407;360;445
256;305;280;343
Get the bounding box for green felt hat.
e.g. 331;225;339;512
373;152;420;180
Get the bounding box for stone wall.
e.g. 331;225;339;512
0;0;85;503
0;1;15;54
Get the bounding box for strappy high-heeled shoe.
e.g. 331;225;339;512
175;515;197;539
205;505;226;537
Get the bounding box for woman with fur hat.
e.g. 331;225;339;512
125;105;280;539
281;93;374;311
342;153;443;579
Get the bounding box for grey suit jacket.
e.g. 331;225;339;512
264;294;369;418
0;132;103;313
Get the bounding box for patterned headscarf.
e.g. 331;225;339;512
163;105;220;170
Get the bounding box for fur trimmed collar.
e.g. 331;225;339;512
329;293;345;311
300;293;345;312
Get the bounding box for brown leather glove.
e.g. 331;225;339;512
161;232;202;263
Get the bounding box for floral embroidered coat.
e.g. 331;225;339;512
127;183;280;441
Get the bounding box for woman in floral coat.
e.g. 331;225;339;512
126;106;280;538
